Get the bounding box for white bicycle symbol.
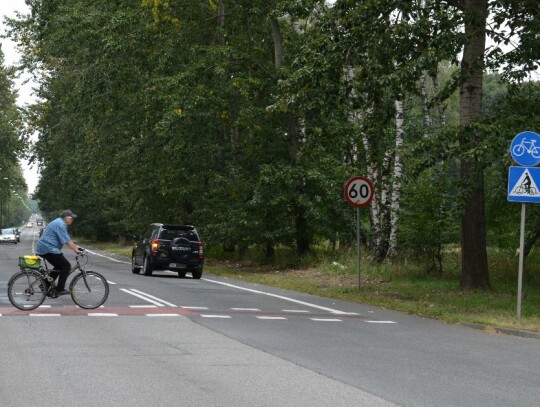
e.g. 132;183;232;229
512;138;540;158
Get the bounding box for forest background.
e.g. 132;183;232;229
1;1;539;328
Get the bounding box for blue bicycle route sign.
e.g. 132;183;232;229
510;131;540;166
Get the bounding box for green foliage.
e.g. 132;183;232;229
4;0;540;274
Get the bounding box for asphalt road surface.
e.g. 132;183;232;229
0;225;538;407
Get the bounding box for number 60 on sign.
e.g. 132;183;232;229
344;176;374;208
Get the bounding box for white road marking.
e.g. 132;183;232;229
367;320;396;324
231;308;261;311
146;314;179;317
181;306;208;310
88;313;118;317
282;309;310;313
129;289;177;307
203;278;360;315
83;249;130;264
129;305;158;308
29;314;61;317
120;289;164;306
107;281;117;285
256;316;287;320
200;315;231;318
310;318;342;322
120;288;174;307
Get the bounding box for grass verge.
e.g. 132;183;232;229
80;240;540;333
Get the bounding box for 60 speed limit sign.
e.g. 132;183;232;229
344;176;374;208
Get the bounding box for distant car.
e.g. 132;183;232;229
27;222;33;227
132;224;204;278
0;228;18;244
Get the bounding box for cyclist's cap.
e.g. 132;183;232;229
61;209;77;219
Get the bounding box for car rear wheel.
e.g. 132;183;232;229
131;254;141;274
143;255;153;276
192;270;202;279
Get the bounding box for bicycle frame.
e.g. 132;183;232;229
34;252;90;293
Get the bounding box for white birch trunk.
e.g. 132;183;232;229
419;74;432;138
387;97;405;259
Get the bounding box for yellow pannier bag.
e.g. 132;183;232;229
19;255;41;269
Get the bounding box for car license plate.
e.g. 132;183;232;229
169;263;186;269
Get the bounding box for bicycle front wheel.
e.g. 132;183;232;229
70;271;109;309
8;270;47;310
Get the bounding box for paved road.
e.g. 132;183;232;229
0;225;539;407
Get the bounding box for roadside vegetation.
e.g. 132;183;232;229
3;2;539;333
81;239;540;333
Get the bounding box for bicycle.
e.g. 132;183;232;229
7;249;109;310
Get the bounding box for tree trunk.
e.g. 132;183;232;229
419;74;432;138
387;96;405;259
271;17;309;255
459;0;490;290
217;0;225;46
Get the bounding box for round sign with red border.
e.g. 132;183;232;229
344;176;374;208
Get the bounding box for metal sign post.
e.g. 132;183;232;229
356;207;361;288
517;203;525;319
344;176;374;289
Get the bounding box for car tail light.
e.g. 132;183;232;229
151;239;159;256
198;242;204;259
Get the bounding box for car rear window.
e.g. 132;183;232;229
159;228;198;241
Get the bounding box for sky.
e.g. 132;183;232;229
0;0;39;195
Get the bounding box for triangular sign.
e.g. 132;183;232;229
510;168;540;197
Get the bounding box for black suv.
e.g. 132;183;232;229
132;224;204;279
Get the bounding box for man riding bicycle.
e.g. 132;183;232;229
35;210;81;296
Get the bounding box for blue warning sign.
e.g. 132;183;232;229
508;166;540;203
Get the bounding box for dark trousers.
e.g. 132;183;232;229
41;253;71;291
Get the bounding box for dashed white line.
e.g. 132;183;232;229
203;278;360;315
181;306;208;310
231;308;261;312
200;315;232;319
146;314;180;317
310;318;342;322
30;314;61;317
129;305;158;308
283;309;310;313
256;316;287;320
88;313;118;317
367;320;397;324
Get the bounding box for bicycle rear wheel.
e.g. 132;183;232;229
8;270;47;310
70;271;109;309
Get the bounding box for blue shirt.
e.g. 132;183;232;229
35;217;72;255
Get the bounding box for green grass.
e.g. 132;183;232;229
80;239;540;333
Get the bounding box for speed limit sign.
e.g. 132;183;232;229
344;176;374;208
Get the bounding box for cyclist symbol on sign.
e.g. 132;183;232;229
511;169;539;196
522;173;532;194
